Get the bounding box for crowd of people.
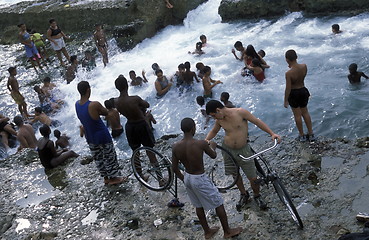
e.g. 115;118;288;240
2;18;369;239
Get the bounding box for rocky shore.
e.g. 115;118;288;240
219;0;369;21
0;0;206;48
0;134;368;239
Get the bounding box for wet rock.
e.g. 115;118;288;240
0;213;15;235
0;0;207;48
356;137;369;148
219;0;369;21
337;228;351;235
25;232;58;240
126;218;139;230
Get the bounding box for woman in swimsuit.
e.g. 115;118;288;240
244;44;269;69
246;58;265;82
47;18;70;67
37;124;78;169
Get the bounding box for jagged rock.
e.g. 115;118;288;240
219;0;369;21
0;0;207;47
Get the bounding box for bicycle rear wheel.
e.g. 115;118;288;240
272;178;303;229
204;145;240;191
131;146;173;191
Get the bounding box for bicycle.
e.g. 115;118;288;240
130;144;239;197
238;139;304;229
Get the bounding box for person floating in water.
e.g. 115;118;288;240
155;69;173;98
104;98;124;138
81;50;96;71
172;117;243;239
30;107;56;127
220;92;235;108
18;23;43;71
94;24;109;67
200;34;207;47
7;67;30;118
66;55;78;84
37;124;79;169
202;66;222;99
205;100;281;210
189;42;205;55
284;49;315;142
332;24;342;34
129;70;148;86
54;129;71;149
347;63;368;84
245;58;265;82
47;18;70;67
231;41;245;61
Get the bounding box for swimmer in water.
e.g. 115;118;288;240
347;63;368;84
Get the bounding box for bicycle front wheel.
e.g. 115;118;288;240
131;146;173;191
205;145;240;191
272;178;303;229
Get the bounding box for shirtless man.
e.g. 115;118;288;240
220;92;235;108
104;99;123;138
347;63;369;84
41;77;56;98
94;24;109;67
202;66;222;99
30;107;52;126
129;70;148;86
75;81;126;185
114;75;159;181
172;118;243;239
183;61;200;85
284;49;315;142
7;67;29;118
205;100;281;210
13;115;37;152
65;55;78;84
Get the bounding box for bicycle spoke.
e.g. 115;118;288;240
131;147;173;191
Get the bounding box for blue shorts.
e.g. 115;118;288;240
25;43;39;58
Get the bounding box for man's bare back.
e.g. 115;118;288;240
18;124;37;150
115;95;148;122
286;63;307;89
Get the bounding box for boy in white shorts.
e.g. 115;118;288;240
172;118;242;239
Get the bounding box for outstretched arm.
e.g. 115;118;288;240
361;72;369;79
242;109;281;143
205;121;221;141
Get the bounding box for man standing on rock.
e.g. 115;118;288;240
205;100;281;211
75;81;126;185
114;75;161;182
284;49;315;142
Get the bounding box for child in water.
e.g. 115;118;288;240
347;63;368;84
188;42;204;55
246;58;265;82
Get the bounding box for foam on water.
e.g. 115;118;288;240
1;0;369;157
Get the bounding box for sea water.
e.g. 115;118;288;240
1;0;369;158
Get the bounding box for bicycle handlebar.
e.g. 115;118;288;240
238;139;278;160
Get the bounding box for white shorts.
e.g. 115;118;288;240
184;172;223;211
50;37;66;51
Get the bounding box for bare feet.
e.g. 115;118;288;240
205;226;220;239
107;176;129;185
224;227;243;239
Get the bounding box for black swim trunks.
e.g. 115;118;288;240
125;120;155;150
111;128;124;138
0;121;8;131
288;87;310;108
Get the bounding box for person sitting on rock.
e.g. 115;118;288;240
54;129;71;149
0;113;17;150
30;107;59;127
13;115;37;152
37;124;79;169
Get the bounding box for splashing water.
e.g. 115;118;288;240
1;0;369;159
